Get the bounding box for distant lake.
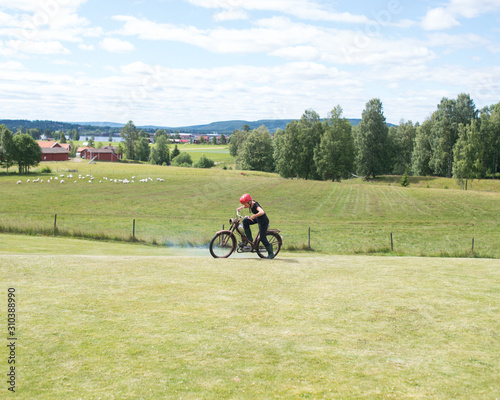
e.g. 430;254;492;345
79;136;123;142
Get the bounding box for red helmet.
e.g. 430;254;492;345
239;193;252;204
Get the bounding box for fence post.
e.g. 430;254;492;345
54;214;57;232
471;237;474;254
308;227;311;250
390;232;393;251
133;219;136;240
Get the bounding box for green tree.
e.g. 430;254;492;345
314;106;354;181
154;129;167;143
70;129;79;141
194;154;215;168
296;110;323;180
490;103;500;178
135;137;151;161
453;120;483;188
237;126;274;172
60;132;67;144
149;135;170;165
29;128;41;139
411;120;434;176
12;134;42;174
0;125;15;172
88;135;95;148
355;98;390;179
121;121;139;159
430;94;477;177
229;129;250;157
274;122;301;178
171;144;180;159
171;152;193;167
274;110;323;180
390;120;417;175
479;103;500;178
68;141;77;158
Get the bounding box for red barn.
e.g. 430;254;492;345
37;141;70;161
80;147;120;162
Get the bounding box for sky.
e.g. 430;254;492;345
0;0;499;127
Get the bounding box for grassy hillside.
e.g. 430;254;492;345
1;248;499;399
0;161;499;257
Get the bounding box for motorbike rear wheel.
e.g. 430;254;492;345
209;232;236;258
256;231;282;259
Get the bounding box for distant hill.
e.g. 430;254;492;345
91;118;366;133
1;117;383;136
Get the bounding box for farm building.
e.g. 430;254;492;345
80;146;121;162
37;141;70;161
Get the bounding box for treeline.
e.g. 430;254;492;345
119;121;215;168
0;120;130;139
230;94;500;183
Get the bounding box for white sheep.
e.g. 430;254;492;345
27;179;30;182
60;180;65;184
16;181;21;184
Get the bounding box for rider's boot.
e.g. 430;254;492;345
266;244;274;259
244;227;253;243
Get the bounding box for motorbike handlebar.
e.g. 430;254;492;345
236;209;249;219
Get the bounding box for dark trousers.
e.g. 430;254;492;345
243;218;270;247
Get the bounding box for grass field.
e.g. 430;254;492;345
1;233;499;399
0;162;500;258
1;161;499;258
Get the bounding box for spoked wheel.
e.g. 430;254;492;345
256;231;282;259
209;232;236;258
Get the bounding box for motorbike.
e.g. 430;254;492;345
209;209;282;259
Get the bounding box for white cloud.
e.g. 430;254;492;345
0;0;100;58
213;9;248;21
5;40;70;54
186;0;371;23
79;43;94;51
422;0;500;30
113;15;435;68
421;7;459;30
99;37;135;53
426;33;487;52
0;60;26;70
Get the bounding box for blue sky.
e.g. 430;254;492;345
0;0;499;126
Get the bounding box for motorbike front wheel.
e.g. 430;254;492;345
256;231;282;259
209;232;236;258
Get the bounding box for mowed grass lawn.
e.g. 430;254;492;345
0;161;499;257
1;234;499;399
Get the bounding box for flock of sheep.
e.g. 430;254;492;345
17;174;166;184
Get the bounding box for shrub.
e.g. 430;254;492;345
171;152;193;167
194;155;215;169
400;171;410;187
41;166;52;173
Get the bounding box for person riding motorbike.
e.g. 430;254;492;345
237;193;274;259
